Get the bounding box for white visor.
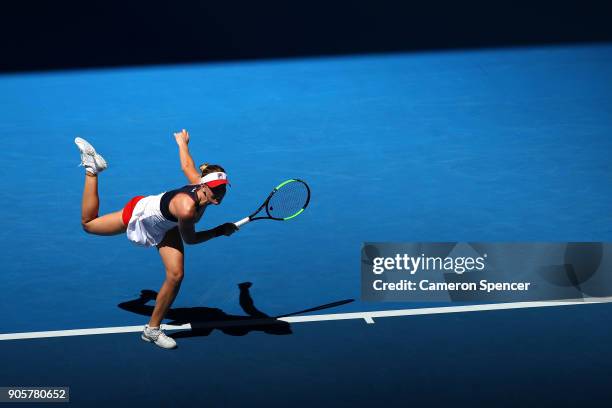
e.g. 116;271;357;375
200;172;229;188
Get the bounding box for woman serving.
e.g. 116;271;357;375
75;129;237;349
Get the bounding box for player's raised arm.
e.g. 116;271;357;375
174;129;202;184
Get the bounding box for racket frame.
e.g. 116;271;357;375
234;179;310;227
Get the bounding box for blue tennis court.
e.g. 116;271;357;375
1;43;612;405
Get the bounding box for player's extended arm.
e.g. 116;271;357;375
174;129;202;184
178;219;237;245
174;194;237;245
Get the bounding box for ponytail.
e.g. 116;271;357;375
199;163;226;177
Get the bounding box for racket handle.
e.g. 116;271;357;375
234;217;250;228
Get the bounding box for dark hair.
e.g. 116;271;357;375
199;163;226;177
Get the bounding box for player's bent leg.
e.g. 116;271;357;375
76;138;108;224
81;174;101;224
82;210;127;236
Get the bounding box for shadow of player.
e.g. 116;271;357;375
118;282;354;339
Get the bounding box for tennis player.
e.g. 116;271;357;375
74;129;237;349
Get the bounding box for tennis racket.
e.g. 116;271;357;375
234;179;311;228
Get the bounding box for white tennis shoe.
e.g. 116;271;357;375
74;137;107;175
141;325;177;349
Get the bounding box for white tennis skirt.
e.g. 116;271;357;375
124;193;177;247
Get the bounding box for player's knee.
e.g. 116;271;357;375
166;268;184;285
81;214;100;233
82;221;93;234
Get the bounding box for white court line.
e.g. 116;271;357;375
1;297;611;341
0;324;192;341
281;297;612;324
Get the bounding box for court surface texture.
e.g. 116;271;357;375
1;44;612;406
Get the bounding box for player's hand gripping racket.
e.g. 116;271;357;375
234;179;311;228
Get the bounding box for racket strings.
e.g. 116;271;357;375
267;181;309;219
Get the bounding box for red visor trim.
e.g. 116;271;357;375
205;179;229;188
